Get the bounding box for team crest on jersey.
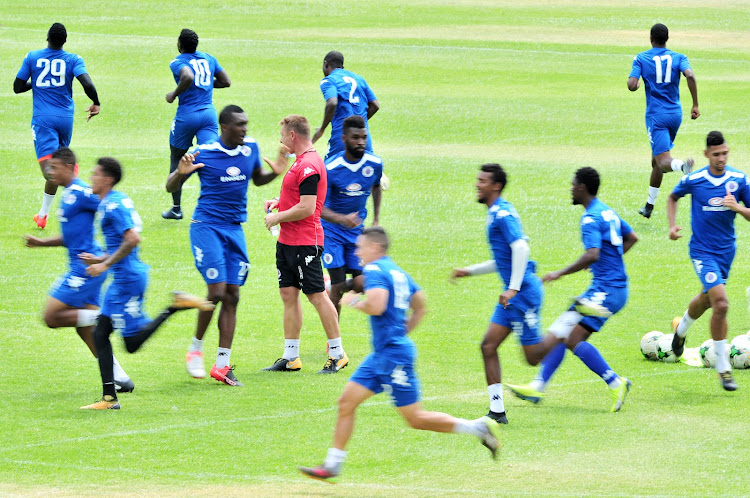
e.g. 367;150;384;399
63;193;77;205
240;145;251;156
362;166;374;177
708;197;724;207
726;180;739;193
323;253;333;265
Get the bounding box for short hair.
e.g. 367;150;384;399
179;29;199;53
97;157;122;186
362;226;389;252
480;163;507;191
51;147;76;166
651;23;669;45
706;130;726;148
342;115;366;134
280;114;310;137
47;23;67;47
574;167;600;196
324;51;344;68
219;104;245;125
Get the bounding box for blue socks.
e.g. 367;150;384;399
572;342;619;387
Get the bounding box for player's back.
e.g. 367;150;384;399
59;178;102;271
632;47;689;115
190;138;260;225
322;69;374;130
18;48;87;117
581;199;630;287
322;151;382;233
486;197;538;289
170;51;221;113
98;190;148;281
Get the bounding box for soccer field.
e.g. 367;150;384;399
2;0;750;495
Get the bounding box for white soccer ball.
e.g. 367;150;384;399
699;339;717;368
657;333;678;363
640;331;663;361
730;335;750;369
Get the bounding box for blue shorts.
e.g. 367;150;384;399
646;113;682;156
101;274;150;337
190;222;249;286
690;248;735;292
170;108;219;150
49;268;107;308
349;352;421;408
31;115;74;160
490;277;543;346
572;283;628;332
322;230;360;271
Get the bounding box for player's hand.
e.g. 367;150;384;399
263;145;292;175
499;289;517;308
668;225;683;240
79;252;106;265
339;212;362;228
178;151;204;175
723;192;739;212
691;106;700;120
166;92;176;104
312;128;323;144
450;268;470;284
85;104;100;122
265;212;280;230
264;198;279;212
23;235;42;247
85;262;108;277
341;291;362;307
542;270;563;283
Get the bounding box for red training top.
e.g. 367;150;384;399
278;149;327;246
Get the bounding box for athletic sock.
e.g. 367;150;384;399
76;309;100;327
538;342;567;387
39;193;55;217
647;187;659;205
714;339;731;372
284;339;300;360
675;310;696;338
572;342;620;387
123;308;177;353
671;158;685;172
453;418;486;438
189;337;204;353
324;448;347;472
488;383;504;413
327;337;343;359
216;347;231;369
112;355;129;383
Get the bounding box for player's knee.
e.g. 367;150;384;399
480;337;499;358
93;317;113;348
337;394;357;415
329;282;347;302
712;297;729;316
403;411;426;430
42;310;60;328
223;288;240;307
206;289;226;304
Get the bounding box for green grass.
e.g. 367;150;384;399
2;0;750;495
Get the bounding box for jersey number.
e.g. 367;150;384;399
36;58;66;87
652;54;673;84
342;76;360;104
600;210;623;246
189;59;211;87
390;270;410;310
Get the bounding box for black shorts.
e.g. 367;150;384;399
276;242;326;294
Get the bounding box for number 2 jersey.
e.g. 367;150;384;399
169;51;222;114
319;68;376;153
580;198;633;287
97;190;148;283
629;47;690;116
16;48;88;118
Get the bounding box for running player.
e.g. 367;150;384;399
628;23;699;219
299;227;500;483
668;131;750;391
163;29;231;221
14;22;100;228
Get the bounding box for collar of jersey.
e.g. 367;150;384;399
691;168;742;187
198;140;248;156
327;152;377;172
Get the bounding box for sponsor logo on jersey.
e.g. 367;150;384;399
708;197;724;207
702;205;729;212
303;167;314;176
346;183;362;192
221;166;247;183
362;166;374;177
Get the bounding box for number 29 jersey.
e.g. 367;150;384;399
16;48;88;117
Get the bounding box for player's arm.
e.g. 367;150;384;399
499;238;530;306
667;193;683;240
166;151;203;192
321;206;362;228
622;230;639;254
84;228;140;277
451;260;496;280
24;235;63;247
367;99;380;119
345;287;388;316
258;145;291;183
312;97;337;144
627;77;640;92
371;183;381;226
76;74;100;121
13;77;31;94
214;69;231;89
166;66;194;103
723;189;750;221
683;68;699;119
543;248;599;283
265;175;319;228
407;289;427;333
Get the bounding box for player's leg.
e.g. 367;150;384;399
31;118;62;228
480;309;513;423
707;284;734;389
163;146;188;219
164;112;198;219
326;266;348;317
81;314;120;410
323;236;348;317
671;291;710;357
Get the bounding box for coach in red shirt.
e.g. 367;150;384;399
263;115;349;374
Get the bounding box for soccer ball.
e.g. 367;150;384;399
657;333;678;363
730;335;750;369
699;339;717;368
640;331;663;360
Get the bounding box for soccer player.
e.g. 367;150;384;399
167;105;286;386
162;28;231;221
506;167;637;412
23;147;132;393
628;23;699;219
14;22;101;228
452;164;547;424
668;131;750;391
80;157;213;409
263;115;348;374
311;51;379;161
299;227;500;482
321;115;382;317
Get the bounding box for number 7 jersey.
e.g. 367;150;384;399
580;198;633;287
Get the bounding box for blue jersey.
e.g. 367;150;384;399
630;47;690;116
16;48;88;117
170;52;223;114
363;256;421;358
486;198;538;291
97;190;148;283
672;166;750;254
58;178;103;273
321;151;382;241
189;138;261;225
320;68;376;151
580;198;632;287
